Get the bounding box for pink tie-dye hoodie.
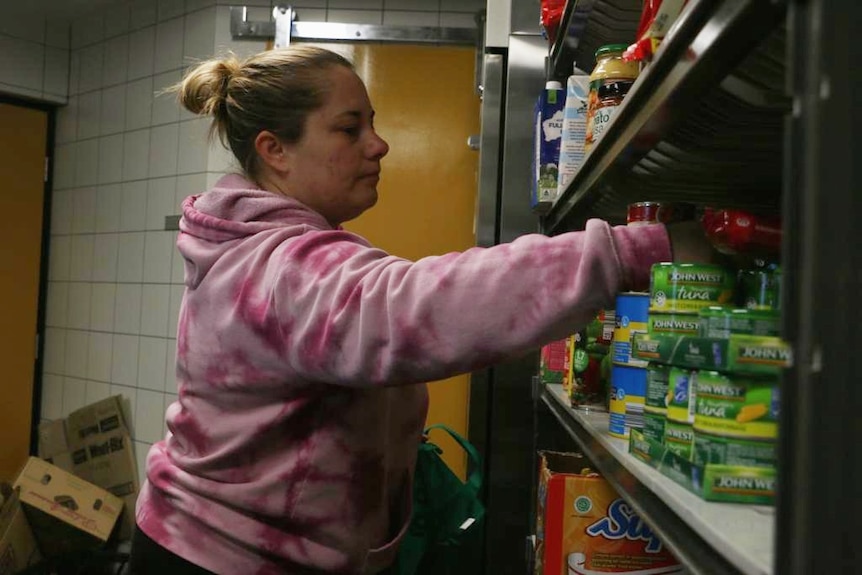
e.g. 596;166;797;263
136;174;671;574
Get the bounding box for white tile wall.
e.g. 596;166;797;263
88;332;114;382
76;139;101;187
79;90;102;140
328;10;383;25
90;283;118;330
116;232;146;281
34;0;484;462
384;11;439;27
104;4;132;38
154;18;185;74
67;282;93;330
99;134;126;184
56;98;78;144
103;36;130;87
95;185;123;233
41;374;65;420
46;282;69;328
51;191;74;237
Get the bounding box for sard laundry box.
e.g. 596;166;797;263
535;451;684;575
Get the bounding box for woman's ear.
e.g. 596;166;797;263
254;130;291;173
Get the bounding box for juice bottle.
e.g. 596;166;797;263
584;44;639;154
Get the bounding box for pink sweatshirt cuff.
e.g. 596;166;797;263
611;223;672;291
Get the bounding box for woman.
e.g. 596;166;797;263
130;46;710;574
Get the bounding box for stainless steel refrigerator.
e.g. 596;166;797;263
469;2;550;573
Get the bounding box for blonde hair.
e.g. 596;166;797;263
175;46;355;177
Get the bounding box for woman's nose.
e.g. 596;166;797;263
369;131;389;159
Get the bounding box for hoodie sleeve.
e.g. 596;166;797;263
263;219;669;386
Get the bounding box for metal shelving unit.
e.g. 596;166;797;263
542;384;774;575
544;0;787;232
535;1;797;574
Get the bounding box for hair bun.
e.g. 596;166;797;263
178;54;242;116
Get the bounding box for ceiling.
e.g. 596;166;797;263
0;0;121;22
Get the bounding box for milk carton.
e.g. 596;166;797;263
556;73;590;199
531;81;565;214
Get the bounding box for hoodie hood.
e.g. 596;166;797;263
177;173;334;288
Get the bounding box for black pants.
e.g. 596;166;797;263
129;526;215;575
129;525;395;575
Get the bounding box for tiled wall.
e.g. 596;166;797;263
0;14;70;104
20;0;484;487
292;0;485;28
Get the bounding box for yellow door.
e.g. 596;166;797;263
313;43;480;478
0;102;48;481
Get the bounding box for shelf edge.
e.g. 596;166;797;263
540;386;766;575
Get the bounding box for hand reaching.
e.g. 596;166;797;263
666;221;718;264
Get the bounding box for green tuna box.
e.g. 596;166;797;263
632;333;792;375
628;429;776;505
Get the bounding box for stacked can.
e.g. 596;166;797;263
608;293;649;439
692;371;779;468
626;202;696;226
643;364;670;444
664;367;696;460
738;265;782;311
643;262;737;453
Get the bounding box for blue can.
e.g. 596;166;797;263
611;292;650;367
609;364;647;439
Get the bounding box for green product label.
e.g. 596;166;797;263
645;364;670;409
703;466;776;503
628;430;776;504
664;420;694;460
693;371;779;440
693;432;777;467
699;312;780;339
642;412;666;444
666;367;695;423
729;336;793;372
573;348;590;372
649;314;700;337
650;264;735;313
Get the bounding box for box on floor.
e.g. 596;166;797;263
13;457;122;560
0;486;41;575
37;395;140;541
534;451;684;575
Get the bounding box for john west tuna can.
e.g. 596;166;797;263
650;263;735;314
611;292;649;367
609;364;646;439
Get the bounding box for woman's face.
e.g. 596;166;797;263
281;65;389;226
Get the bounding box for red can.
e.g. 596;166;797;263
627;202;697;226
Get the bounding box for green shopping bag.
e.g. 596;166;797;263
394;424;485;575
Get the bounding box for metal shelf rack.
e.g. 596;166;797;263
542;384;774;575
544;0;787;232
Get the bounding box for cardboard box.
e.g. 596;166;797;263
0;488;41;575
13;457;122;558
69;431;139;540
39;396;140;541
36;420;68;460
36;420;74;474
66;396;127;445
632;333;792;375
628;429;776;505
535;451;683;575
